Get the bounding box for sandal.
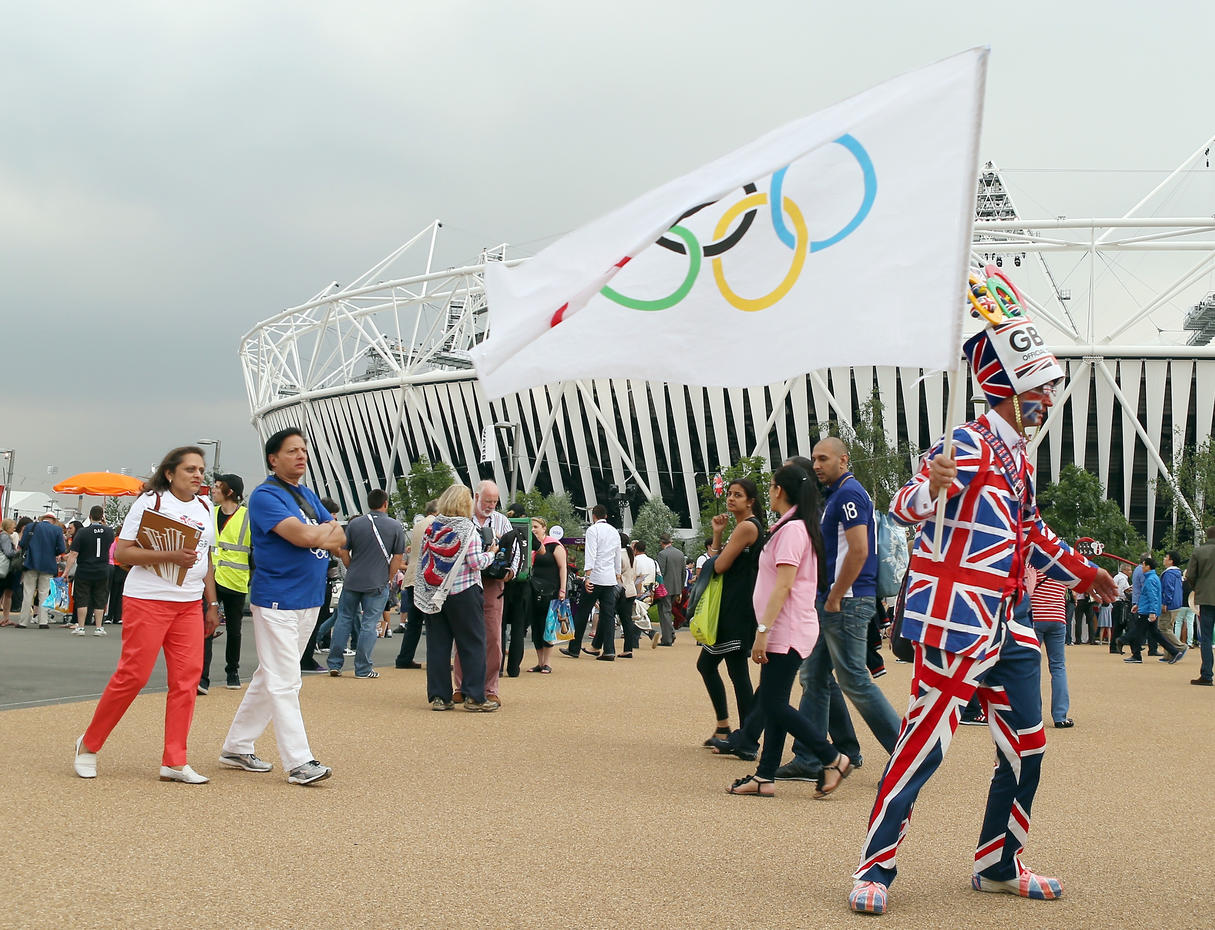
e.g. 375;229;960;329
526;665;544;673
703;726;732;748
727;774;774;797
814;754;852;799
540;665;552;674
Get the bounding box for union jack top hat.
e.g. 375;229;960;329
963;315;1064;408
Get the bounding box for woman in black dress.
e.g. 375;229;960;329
697;478;764;746
526;517;567;673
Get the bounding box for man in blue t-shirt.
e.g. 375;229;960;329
220;427;345;786
781;438;902;781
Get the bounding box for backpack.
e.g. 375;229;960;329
483;528;520;580
875;511;909;599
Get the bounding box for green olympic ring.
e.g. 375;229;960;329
599;224;701;311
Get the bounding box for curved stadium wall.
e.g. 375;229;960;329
250;352;1215;546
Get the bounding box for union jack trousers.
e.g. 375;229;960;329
854;596;1047;887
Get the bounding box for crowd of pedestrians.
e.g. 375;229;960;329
6;407;1213;916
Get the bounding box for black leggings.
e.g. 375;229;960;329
756;649;838;780
202;583;247;682
697;648;754;723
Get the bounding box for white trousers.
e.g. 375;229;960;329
222;605;317;771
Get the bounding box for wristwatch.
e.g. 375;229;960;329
756;623;769;634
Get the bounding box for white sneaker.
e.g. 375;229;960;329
159;764;209;784
72;628;86;636
93;628;108;636
74;735;97;778
343;648;356;657
287;760;332;785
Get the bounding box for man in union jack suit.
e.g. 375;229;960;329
848;314;1117;915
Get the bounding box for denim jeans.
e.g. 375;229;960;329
756;649;838;781
1199;605;1214;682
1033;620;1069;723
794;595;901;764
327;584;390;677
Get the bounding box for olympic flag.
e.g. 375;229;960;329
472;48;988;400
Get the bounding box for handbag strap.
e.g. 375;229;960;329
366;513;390;564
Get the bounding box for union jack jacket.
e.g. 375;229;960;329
891;415;1098;657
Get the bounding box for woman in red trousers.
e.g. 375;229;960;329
74;446;220;783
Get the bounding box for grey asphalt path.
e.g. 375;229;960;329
0;617;411;709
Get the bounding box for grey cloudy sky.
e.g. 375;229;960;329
3;0;1212;510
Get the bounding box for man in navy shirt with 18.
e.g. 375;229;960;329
220;427;346;785
786;438;902;778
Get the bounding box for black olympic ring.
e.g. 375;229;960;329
656;182;759;257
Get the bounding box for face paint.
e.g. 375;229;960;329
1018;397;1044;423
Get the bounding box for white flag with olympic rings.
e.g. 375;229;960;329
472;47;988;400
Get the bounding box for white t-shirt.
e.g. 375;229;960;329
634;552;657;594
1113;571;1130;598
120;491;215;602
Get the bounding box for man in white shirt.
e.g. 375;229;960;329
1110;567;1131;655
632;540;659;647
561;504;621;660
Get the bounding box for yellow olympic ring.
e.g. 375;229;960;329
711;192;808;313
968;274;1005;325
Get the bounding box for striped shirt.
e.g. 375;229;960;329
1029;573;1067;624
449;531;494;595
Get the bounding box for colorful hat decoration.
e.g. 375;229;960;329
963;265;1063;407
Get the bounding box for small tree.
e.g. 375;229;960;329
515;488;585;538
1038;464;1146;563
390;456;456;522
834;389;913;512
104;498;132;528
631;497;678;556
1153;436;1215;548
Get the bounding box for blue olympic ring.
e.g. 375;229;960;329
768;133;877;252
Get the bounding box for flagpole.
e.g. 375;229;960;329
931;363;967;560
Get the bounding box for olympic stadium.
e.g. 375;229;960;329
240;142;1215;546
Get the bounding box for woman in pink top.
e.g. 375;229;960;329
727;464;852;799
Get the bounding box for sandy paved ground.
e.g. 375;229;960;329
2;638;1210;929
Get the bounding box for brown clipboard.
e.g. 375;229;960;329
134;508;203;587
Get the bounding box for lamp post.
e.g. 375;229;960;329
197;438;222;475
493;423;520;501
0;448;13;520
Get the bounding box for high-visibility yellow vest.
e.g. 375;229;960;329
212;505;251;594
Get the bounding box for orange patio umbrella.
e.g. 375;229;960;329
52;472;145;497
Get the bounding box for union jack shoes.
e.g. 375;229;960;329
848;880;888;915
971;867;1063;900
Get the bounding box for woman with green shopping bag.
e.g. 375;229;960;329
695;477;764;748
